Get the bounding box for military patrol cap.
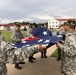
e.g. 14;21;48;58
64;20;76;26
15;23;21;27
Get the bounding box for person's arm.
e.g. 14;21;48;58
57;36;76;56
12;31;22;43
1;40;46;64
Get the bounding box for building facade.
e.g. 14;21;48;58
48;18;76;29
48;19;60;29
0;24;28;30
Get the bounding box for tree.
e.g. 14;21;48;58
22;21;30;24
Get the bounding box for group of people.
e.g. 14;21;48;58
0;23;46;75
0;20;76;75
11;21;76;75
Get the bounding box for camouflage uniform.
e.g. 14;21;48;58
11;29;24;44
0;35;40;75
56;29;66;61
26;25;33;38
58;31;76;75
11;29;24;65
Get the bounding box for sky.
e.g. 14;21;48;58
0;0;76;23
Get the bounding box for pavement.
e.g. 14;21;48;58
7;45;63;75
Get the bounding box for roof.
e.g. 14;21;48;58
0;24;28;27
56;18;76;21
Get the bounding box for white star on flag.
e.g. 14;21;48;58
22;41;27;43
44;39;50;43
38;39;43;42
25;44;30;47
43;31;47;35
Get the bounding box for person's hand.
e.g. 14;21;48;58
39;44;46;52
60;40;64;43
56;42;61;47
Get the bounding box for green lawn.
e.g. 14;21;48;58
2;31;12;42
1;30;26;42
1;30;58;58
51;49;58;58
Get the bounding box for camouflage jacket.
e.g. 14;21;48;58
26;26;33;38
59;31;76;75
0;35;40;75
11;30;24;44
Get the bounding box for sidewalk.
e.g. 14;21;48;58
7;45;63;75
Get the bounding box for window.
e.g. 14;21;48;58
49;26;51;28
56;22;57;23
52;25;54;27
56;25;58;27
49;22;51;24
52;22;54;24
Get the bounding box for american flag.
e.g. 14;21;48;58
14;26;62;48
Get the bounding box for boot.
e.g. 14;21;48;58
29;59;34;63
44;49;47;58
31;57;36;60
29;56;34;63
41;51;44;58
57;57;61;61
15;63;22;70
18;62;25;64
44;55;47;58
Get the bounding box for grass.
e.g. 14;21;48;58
2;31;12;42
1;30;58;58
51;49;58;58
1;30;26;42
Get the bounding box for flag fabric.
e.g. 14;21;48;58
31;26;52;38
13;26;62;48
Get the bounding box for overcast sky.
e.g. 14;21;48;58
0;0;76;23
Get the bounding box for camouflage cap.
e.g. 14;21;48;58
15;23;21;27
67;20;76;24
64;20;76;26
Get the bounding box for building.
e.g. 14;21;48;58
48;19;60;29
0;24;13;30
0;24;28;30
48;18;76;29
57;18;76;24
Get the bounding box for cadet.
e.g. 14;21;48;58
56;24;66;61
0;34;46;75
41;23;48;58
11;23;25;70
57;20;76;75
25;24;34;38
26;24;36;63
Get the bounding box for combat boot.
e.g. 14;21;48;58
15;63;22;70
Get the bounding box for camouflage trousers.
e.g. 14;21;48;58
0;63;7;75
